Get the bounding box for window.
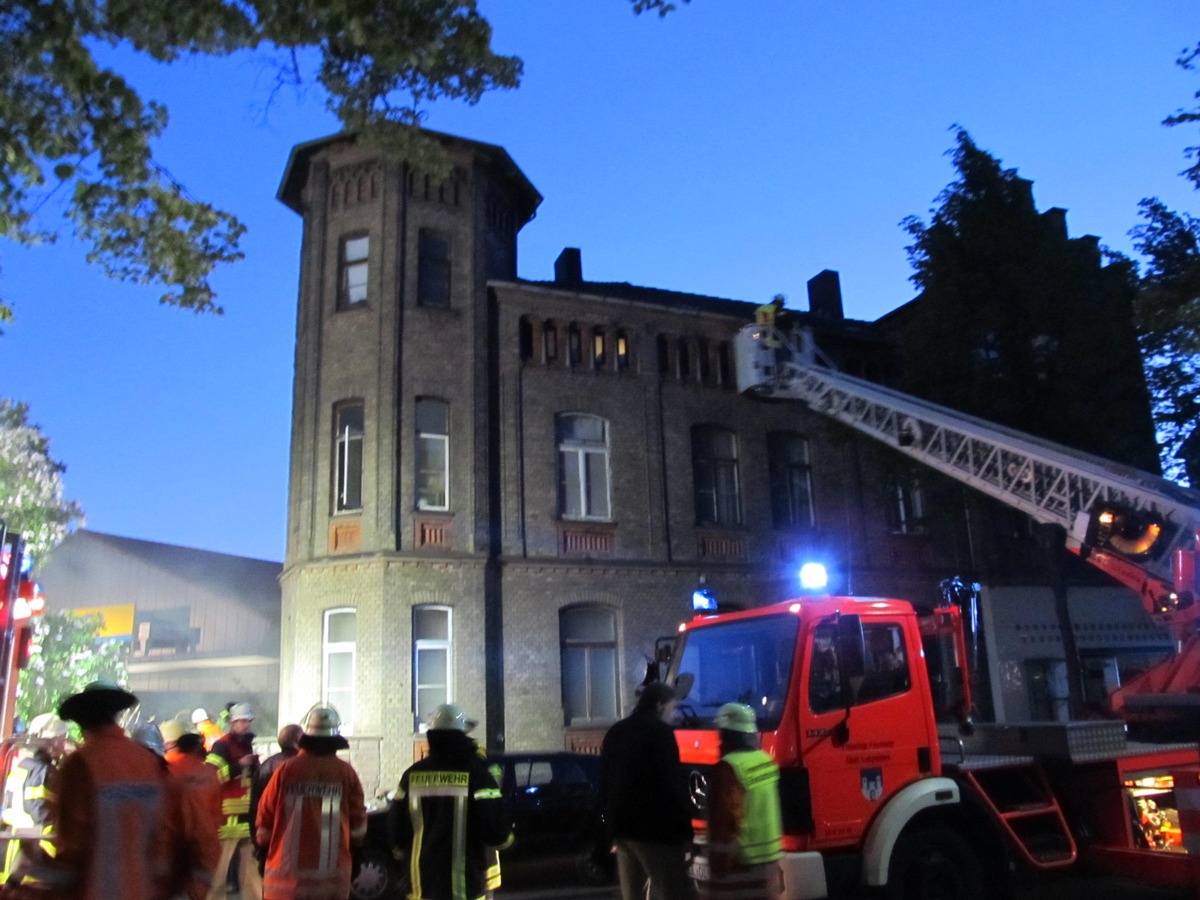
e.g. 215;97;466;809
323;609;356;733
416;398;449;511
335;402;364;512
560;606;618;725
657;335;671;375
809;620;910;714
567;324;582;367
717;343;732;386
339;235;369;308
414;606;452;732
678;339;691;379
886;475;927;535
519;318;535;361
557;414;611;520
616;330;630;371
544;321;559;362
417;230;451;308
671;613;800;731
769;433;814;529
592;327;607;370
698;338;711;383
692;425;740;525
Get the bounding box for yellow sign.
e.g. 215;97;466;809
71;605;135;639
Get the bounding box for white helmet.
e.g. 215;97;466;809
302;705;342;738
427;703;469;732
229;702;254;722
191;708;209;725
28;713;68;739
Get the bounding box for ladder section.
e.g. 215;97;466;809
734;324;1200;596
959;764;1077;869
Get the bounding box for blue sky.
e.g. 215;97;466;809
1;1;1196;563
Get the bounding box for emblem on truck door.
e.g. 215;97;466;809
861;767;883;801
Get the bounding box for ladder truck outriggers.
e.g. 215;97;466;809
665;322;1200;898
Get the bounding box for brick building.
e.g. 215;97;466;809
275;130;1169;780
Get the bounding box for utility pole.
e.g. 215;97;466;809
0;523;24;737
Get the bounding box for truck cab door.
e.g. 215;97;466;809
799;618;932;849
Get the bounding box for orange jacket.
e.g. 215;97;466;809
47;723;183;900
196;721;223;752
165;748;223;900
254;750;367;900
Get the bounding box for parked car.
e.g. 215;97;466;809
350;750;613;900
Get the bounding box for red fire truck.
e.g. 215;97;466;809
664;324;1200;898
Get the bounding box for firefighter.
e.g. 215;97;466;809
37;680;192;900
698;703;783;900
0;713;67;884
191;709;224;753
254;706;366;900
389;704;512;900
206;702;261;900
163;720;222;900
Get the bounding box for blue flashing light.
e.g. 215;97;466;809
692;588;718;611
799;562;828;591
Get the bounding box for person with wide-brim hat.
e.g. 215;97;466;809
56;679;137;726
44;680;217;899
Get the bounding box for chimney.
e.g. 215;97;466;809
807;270;844;320
555;248;582;285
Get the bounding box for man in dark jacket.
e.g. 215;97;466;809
389;704;512;900
600;682;695;900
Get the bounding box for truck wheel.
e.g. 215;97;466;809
350;846;399;900
886;825;985;900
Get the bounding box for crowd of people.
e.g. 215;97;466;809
0;678;785;900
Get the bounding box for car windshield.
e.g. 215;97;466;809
669;613;800;732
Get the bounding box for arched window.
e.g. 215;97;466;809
557;414;611;520
560;606;618;725
692;425;740;525
323;608;356;733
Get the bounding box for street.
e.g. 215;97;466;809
494;856;1195;900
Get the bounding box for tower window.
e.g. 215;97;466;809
339;235;369;308
417;230;451;308
334;402;364;512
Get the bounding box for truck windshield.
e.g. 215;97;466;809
670;614;800;732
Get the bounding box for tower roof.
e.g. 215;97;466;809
277;129;542;225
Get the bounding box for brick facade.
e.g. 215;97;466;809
276;129;1168;785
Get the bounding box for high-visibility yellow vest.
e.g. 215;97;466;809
723;749;783;866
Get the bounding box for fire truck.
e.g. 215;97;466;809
665;323;1200;898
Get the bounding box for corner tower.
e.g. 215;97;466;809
276;131;541;774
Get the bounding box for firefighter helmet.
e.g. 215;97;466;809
159;719;191;744
715;702;757;734
302;705;342;738
427;703;469;732
132;723;165;756
28;713;68;739
229;702;255;722
191;708;210;725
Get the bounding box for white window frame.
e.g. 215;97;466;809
414;605;453;733
557;414;612;521
416;398;450;511
323;607;356;734
340;234;369;307
560;605;618;726
335;402;364;513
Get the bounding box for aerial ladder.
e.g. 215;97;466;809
734;322;1200;727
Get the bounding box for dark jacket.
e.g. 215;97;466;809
389;730;512;900
600;710;692;844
